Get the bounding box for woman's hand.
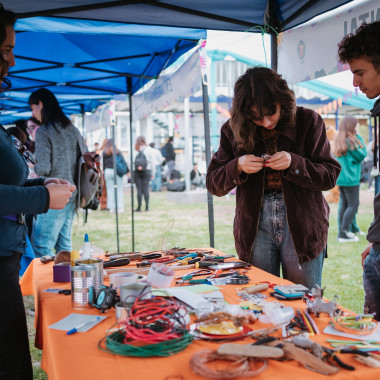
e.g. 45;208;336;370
237;155;264;174
44;178;70;186
265;151;292;170
45;182;76;209
361;243;372;268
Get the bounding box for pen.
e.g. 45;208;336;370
66;316;101;335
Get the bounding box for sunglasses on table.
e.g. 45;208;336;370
11;136;38;165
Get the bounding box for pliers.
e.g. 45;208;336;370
323;347;369;370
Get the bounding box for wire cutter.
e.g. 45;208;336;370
175;269;212;280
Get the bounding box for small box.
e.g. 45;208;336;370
53;262;71;282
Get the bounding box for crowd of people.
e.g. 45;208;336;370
1;1;380;377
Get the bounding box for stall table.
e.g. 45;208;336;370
20;250;379;380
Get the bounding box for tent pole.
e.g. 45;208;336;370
202;81;214;248
111;121;120;253
128;78;135;252
270;32;278;72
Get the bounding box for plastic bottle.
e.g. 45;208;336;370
81;233;92;259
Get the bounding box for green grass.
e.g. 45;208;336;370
25;186;375;376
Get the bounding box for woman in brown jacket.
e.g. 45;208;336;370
206;67;341;289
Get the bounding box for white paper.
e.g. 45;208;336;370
323;324;380;341
49;313;107;332
164;288;213;310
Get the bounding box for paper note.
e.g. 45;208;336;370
49;313;107;332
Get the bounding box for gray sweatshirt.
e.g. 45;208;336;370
34;122;80;203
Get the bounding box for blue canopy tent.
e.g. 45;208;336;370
4;0;354;71
1;17;206;252
1;0;358;250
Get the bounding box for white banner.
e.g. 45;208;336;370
278;0;380;84
132;50;202;120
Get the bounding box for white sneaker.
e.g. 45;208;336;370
338;231;359;243
355;230;366;236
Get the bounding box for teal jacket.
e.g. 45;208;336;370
335;134;367;187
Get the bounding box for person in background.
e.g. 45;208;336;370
190;162;205;189
206;67;340;289
6;125;26;144
149;142;163;192
332;116;366;243
134;136;154;211
102;138;124;213
26;116;41;153
0;5;75;378
28;88;81;258
338;20;380;319
94;142;100;153
161;136;176;182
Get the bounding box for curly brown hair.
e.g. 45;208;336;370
230;67;296;152
338;21;380;72
0;4;16;90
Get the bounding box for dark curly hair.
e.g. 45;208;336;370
338;21;380;72
0;3;16;90
230;67;296;152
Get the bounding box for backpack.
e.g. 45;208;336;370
116;153;129;177
75;128;102;212
135;151;148;172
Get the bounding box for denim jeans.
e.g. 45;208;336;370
363;247;380;321
250;191;324;289
151;164;162;191
32;201;76;257
104;168;124;211
338;185;360;237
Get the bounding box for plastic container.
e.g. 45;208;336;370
81;233;92;259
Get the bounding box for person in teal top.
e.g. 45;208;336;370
332;116;367;242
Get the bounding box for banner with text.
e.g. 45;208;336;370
278;0;379;84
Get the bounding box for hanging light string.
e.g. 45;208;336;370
244;25;279;68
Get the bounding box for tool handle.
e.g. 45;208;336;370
244;283;269;294
106;253;142;260
103;258;131;268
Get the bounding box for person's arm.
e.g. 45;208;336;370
349;135;367;163
280;111;341;191
206;122;264;197
0;184;49;215
34;128;52;177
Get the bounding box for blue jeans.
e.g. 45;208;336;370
375;176;380;196
250;191;324;289
151;164;162;191
363;247;380;321
32;201;76;257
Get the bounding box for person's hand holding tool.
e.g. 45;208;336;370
265;151;291;170
237;154;265;174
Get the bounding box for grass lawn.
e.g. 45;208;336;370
25;185;375;378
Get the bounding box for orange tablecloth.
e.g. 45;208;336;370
20;253;379;380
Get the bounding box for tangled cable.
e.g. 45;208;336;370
330;310;378;336
190;349;268;379
98;295;193;357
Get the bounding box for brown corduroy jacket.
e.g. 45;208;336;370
206;107;341;265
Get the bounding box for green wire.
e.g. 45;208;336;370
98;330;194;357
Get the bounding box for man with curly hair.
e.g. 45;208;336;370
338;20;380;320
